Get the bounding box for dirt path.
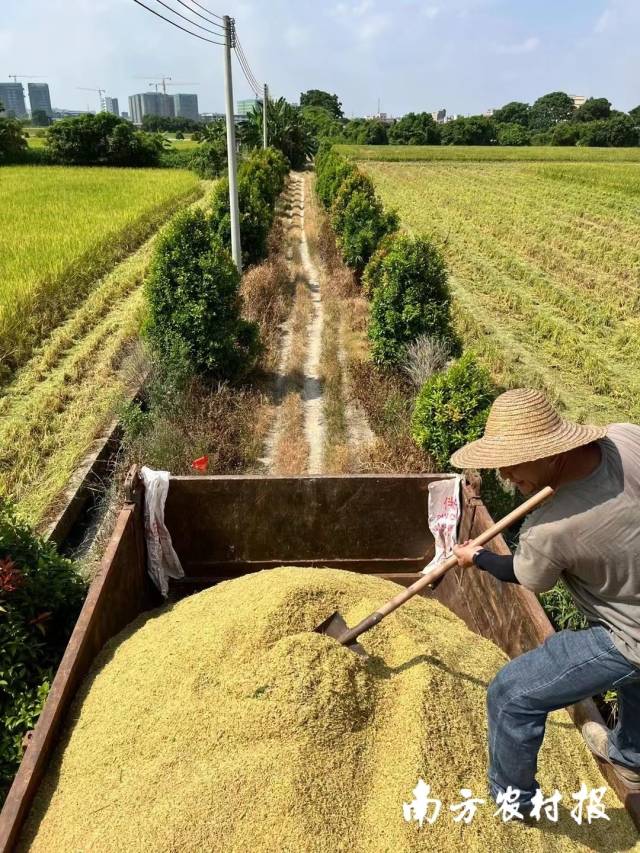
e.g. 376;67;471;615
262;172;374;475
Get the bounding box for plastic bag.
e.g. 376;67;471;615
421;475;462;574
139;466;184;597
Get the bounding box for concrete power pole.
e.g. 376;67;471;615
223;15;242;273
263;83;268;149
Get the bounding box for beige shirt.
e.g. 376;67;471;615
514;423;640;666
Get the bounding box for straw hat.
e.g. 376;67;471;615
450;388;607;469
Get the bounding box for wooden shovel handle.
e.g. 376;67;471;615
338;485;554;646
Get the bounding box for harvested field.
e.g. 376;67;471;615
362;160;640;424
21;568;636;852
339;144;640;163
0;165;200;376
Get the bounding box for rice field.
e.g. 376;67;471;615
0;166;200;377
361;159;640;424
339;144;640;163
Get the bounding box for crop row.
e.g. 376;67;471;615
364;161;640;423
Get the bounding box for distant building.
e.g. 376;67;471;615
483;108;495;117
571;94;588;109
52;108;89;119
237;98;260;116
121;111;130;120
365;111;395;124
0;82;27;118
128;92;175;124
27;82;52;117
431;109;446;124
199;112;225;123
173;93;199;122
104;96;120;116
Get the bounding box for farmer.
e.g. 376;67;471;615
451;388;640;809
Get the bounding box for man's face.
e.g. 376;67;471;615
498;456;557;495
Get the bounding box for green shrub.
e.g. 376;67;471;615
189;139;227;179
315;148;357;209
411;352;495;469
332;189;397;274
330;170;377;234
46;113;163;166
145;206;259;378
366;234;452;365
0;498;86;801
208;148;288;267
210;177;272;269
496;123;530;146
238;147;288;208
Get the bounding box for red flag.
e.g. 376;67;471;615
191;455;209;471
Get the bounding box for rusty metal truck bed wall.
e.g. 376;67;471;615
164;473;449;584
0;496;155;853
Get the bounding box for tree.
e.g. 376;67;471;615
300;105;343;143
574;97;611;123
388;112;441;145
440;116;496;146
240;97;314;169
628;105;640;121
30;109;51;127
299;89;343;119
551;123;580;146
529;92;575;130
604;114;639;147
493;101;531;127
0;116;27;162
343;118;389;145
46;112;162;166
496;123;530;146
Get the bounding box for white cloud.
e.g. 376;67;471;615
494;36;540;55
330;0;390;42
284;24;311;49
594;8;614;33
423;6;440;19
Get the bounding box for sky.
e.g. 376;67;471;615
2;0;639;117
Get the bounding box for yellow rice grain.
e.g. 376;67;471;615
20;568;640;852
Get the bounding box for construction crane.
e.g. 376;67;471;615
136;76;199;94
77;87;106;112
8;75;45;82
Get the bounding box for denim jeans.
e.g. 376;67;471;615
487;624;640;806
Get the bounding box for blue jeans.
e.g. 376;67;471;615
487;624;640;806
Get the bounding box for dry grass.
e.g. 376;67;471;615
348;361;433;473
270;393;308;474
240;254;294;373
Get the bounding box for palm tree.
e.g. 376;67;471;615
239;97;314;169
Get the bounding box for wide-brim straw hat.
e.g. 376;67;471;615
450;388;607;469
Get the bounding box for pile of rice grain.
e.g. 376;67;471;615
21;568;638;852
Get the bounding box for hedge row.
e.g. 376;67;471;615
145;147;288;380
315;144;495;470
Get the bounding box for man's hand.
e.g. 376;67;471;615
452;540;483;569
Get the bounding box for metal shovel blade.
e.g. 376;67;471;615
314;611;368;659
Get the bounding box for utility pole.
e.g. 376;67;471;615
263;83;268;149
223;15;242;273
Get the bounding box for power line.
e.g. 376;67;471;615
170;0;224;30
233;32;262;97
144;0;223;36
188;0;224;21
131;0;225;44
235;37;261;91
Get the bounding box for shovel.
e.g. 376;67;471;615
315;485;554;658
